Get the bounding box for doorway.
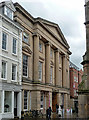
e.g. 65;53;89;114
14;92;17;117
52;92;57;112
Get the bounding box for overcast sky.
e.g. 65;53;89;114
1;0;86;69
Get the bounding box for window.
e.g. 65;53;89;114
50;67;53;83
50;48;53;58
23;54;28;77
1;61;6;79
23;32;29;43
24;90;28;110
2;32;7;50
4;6;13;20
12;38;17;54
40;93;44;109
4;91;12;112
39;42;42;52
12;64;17;80
39;61;42;81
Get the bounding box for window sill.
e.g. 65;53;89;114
11;80;17;83
1;78;7;80
12;53;17;57
2;49;8;53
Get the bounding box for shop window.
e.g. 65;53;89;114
24;90;28;110
4;91;12;112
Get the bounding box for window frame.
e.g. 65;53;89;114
2;32;8;51
12;64;17;81
23;32;29;44
1;60;7;80
12;37;17;55
23;54;28;77
50;66;53;83
4;6;13;20
24;90;28;111
39;61;43;81
39;42;43;52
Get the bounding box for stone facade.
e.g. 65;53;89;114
0;1;22;119
78;0;89;118
14;2;71;116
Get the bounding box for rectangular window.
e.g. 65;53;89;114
50;67;53;83
2;32;7;50
1;61;6;79
4;6;13;20
4;91;12;112
23;54;28;77
23;32;29;43
40;93;44;109
12;38;17;54
12;64;17;80
24;90;28;110
50;48;53;58
39;61;42;81
39;42;42;52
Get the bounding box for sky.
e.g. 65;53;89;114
1;0;86;69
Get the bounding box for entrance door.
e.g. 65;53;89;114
52;93;57;112
14;92;17;117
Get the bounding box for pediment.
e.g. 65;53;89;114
22;46;32;54
4;1;16;12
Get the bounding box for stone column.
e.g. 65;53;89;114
22;90;24;111
57;93;61;106
45;42;50;84
12;91;14;114
31;91;40;110
62;55;66;88
64;94;67;110
33;33;39;82
2;90;4;113
55;49;60;86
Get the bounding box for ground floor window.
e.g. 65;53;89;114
40;92;44;109
0;91;1;113
4;91;12;112
24;90;28;110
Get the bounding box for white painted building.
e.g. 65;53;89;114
0;1;22;119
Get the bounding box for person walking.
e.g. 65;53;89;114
46;106;52;120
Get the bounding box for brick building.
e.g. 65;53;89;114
70;62;83;112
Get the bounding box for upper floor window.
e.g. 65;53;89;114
23;54;28;77
12;38;17;54
39;61;42;81
50;66;53;83
12;64;17;81
39;42;42;52
50;48;53;58
23;32;29;43
4;6;13;20
1;61;6;79
2;32;7;50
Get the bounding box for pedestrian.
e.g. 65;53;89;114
46;106;52;120
58;105;62;117
56;104;59;114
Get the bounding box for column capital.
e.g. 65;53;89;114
55;48;61;53
33;32;41;37
45;41;52;46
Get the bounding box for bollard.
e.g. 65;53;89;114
21;111;24;120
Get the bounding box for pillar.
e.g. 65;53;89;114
12;91;14;115
2;90;4;113
17;91;21;118
62;55;66;88
33;33;39;82
31;91;40;110
45;42;50;84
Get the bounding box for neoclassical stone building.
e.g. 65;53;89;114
14;2;71;115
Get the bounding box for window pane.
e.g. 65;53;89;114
4;91;12;112
50;67;53;83
13;38;16;54
39;42;42;52
23;33;29;43
23;54;28;76
24;91;28;109
2;32;7;50
1;61;6;79
12;64;16;80
39;62;42;81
